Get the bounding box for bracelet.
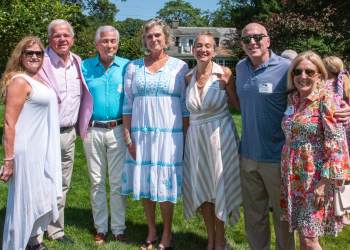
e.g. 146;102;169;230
125;136;132;146
4;155;14;161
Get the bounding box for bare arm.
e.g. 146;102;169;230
1;77;31;182
222;67;240;110
123;114;136;160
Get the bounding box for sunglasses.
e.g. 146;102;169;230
22;50;44;58
293;68;318;77
241;34;268;44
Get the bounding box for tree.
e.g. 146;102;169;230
157;0;209;27
0;0;83;72
211;0;283;28
86;0;118;24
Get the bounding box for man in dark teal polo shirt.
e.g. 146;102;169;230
82;25;129;244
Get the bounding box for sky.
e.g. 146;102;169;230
113;0;220;21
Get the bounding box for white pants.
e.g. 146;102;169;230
47;126;76;239
83;125;126;235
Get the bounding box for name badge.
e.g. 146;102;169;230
117;84;123;93
284;105;295;116
259;82;273;93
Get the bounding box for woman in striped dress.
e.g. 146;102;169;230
183;32;241;250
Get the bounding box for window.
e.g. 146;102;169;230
214;38;219;47
175;37;179;46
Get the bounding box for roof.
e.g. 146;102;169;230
170;26;237;38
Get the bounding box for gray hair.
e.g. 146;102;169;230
281;49;298;61
95;25;120;43
48;19;74;38
142;18;171;50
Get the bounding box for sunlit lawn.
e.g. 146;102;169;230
0;110;349;249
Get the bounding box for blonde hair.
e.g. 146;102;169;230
323;56;350;98
323;56;344;76
287;51;328;92
0;36;44;96
194;31;217;49
142;18;171;51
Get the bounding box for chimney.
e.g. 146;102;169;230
172;18;179;29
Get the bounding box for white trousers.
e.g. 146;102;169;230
47;126;76;239
83;125;126;235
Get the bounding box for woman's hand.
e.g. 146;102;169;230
127;143;136;160
334;100;350;123
0;161;14;182
314;178;329;209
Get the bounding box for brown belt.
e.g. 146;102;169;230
88;119;122;129
60;126;74;133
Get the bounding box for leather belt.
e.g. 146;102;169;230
60;126;74;133
89;119;122;129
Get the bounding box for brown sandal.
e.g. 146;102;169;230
140;239;158;250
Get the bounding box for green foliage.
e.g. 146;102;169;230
211;0;283;28
0;0;83;72
157;0;209;27
210;0;350;65
86;0;118;24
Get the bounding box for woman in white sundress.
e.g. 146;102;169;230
0;36;61;250
183;32;241;250
122;19;188;250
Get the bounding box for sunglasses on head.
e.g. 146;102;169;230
241;34;268;44
22;50;44;58
293;68;318;77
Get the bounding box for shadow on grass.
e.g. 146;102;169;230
0;205;207;249
122;221;207;249
0;207;5;240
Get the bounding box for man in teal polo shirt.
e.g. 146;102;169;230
82;25;129;244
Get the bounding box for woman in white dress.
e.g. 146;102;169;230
0;36;61;250
122;19;188;250
183;32;241;250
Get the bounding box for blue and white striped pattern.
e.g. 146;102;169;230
183;62;242;223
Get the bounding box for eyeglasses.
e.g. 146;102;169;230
22;50;44;58
293;68;318;77
241;34;268;44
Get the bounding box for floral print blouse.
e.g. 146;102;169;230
280;88;350;237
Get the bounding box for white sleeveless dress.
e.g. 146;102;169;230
183;63;242;223
2;74;62;250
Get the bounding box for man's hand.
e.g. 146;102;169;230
335;100;350;123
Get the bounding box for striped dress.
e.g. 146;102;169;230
183;62;242;223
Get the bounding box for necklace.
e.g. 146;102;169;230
196;61;213;89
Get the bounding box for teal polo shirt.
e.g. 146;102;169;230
82;55;129;121
235;51;290;163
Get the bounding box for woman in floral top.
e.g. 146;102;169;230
281;51;350;249
323;56;350;150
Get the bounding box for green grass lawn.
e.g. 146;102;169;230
0;112;350;249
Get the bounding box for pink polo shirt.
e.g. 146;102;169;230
47;48;82;127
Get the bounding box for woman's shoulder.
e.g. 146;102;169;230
168;57;187;68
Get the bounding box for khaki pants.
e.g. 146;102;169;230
47;127;76;239
240;157;295;250
83;125;126;235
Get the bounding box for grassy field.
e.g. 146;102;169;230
0;112;350;249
